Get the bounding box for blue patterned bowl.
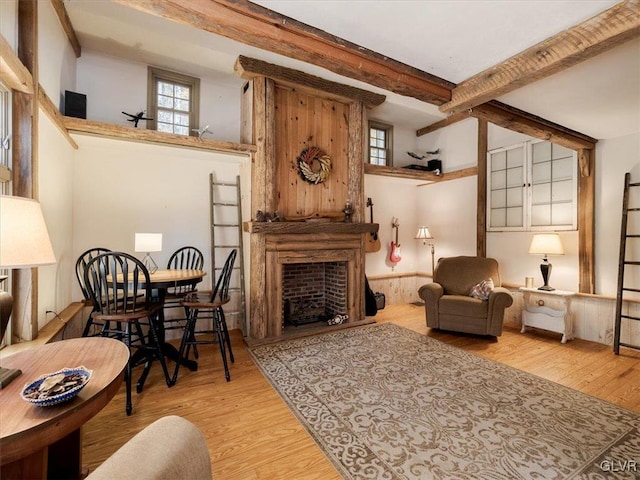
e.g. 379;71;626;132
21;366;92;407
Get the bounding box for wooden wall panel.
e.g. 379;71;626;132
275;85;350;217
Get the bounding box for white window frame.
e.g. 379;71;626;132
487;140;577;232
368;120;393;166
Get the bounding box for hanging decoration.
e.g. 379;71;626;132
297;146;332;184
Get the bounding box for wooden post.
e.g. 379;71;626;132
476;119;488;257
578;149;595;293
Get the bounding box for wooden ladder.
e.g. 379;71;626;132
210;174;247;336
613;172;640;354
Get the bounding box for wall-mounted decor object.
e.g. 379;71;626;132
297;146;332;185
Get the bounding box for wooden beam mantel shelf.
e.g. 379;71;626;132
244;221;378;235
364;163;478;183
63;117;257;155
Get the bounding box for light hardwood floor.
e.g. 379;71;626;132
83;304;640;479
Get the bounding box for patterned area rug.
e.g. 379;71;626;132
249;323;640;480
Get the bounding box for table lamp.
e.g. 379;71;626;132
135;233;162;273
415;226;435;278
0;195;56;388
528;233;564;291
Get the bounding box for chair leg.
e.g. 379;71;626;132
172;308;198;384
219;309;234;363
125;322;133;416
215;309;231;382
148;314;173;388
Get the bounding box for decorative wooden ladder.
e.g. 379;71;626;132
613;172;640;354
210;174;247;335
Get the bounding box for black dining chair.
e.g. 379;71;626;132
173;249;237;383
163;246;204;324
84;251;173;415
75;247;111;337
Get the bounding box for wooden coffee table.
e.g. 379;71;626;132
0;337;129;479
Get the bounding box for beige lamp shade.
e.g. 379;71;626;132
134;233;163;253
528;233;564;256
415;226;433;243
0;196;56;268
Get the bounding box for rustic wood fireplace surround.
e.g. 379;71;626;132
237;56;382;344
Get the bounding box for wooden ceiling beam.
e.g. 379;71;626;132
49;0;81;58
470;101;597;151
116;0;453;105
441;0;640;114
0;32;34;94
416;111;470;137
234;55;386;106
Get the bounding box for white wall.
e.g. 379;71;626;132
0;0;17;49
71;135;249;301
76;50;244;142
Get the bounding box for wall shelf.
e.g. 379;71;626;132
63;117;257;156
364;163;477;183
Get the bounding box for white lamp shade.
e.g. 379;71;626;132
415;226;433;240
0;196;56;268
528;233;564;256
135;233;163;253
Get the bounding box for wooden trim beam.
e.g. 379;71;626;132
38;85;78;149
0;32;34;94
364;163;477;183
49;0;81;58
441;0;640;114
477;119;488;257
63;117;256;155
0;165;10;183
471;101;597;151
116;0;453;105
578;149;596;293
234;56;386;107
416;111;470;137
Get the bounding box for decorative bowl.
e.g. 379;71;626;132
21;366;92;407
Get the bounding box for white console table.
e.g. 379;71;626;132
519;287;576;343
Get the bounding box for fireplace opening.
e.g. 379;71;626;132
283;261;348;327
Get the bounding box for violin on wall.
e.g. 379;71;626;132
390;218;401;263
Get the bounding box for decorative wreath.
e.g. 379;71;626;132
297;146;332;184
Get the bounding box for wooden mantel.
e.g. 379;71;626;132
244;221;378;235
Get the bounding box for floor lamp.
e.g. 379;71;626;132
415;226;435;278
0;196;57;388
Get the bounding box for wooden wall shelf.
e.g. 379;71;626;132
63;117;257;156
364;163;477;183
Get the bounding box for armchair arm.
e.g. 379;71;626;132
486;287;514;336
418;283;444;329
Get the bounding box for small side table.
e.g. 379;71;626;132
519;287;576;343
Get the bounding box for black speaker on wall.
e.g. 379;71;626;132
64;90;86;119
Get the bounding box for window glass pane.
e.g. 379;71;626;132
157;123;173;133
491;171;506;189
175;85;190;100
491;209;506;228
552;179;573;203
552;157;573;181
158;82;174;96
532;141;551;163
552;144;573;160
506;186;522;207
376;139;384;148
175;125;189;135
506;207;523;227
531;204;551;226
175;113;189;126
491;190;506;208
158;95;173;108
379;150;387;160
551;203;573;225
158;110;173;123
532;182;551;205
506;146;523;168
506;166;523;188
175;99;189;112
491;151;506;171
532;161;551;184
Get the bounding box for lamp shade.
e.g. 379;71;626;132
528;233;564;256
134;233;162;253
0;196;56;268
415;226;433;241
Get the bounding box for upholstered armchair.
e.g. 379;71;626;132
418;256;513;337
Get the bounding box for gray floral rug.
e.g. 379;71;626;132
249;323;640;479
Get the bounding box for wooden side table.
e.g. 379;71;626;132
519;287;576;343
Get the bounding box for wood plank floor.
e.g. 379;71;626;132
83;304;640;479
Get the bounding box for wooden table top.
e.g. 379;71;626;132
0;337;129;465
113;269;206;289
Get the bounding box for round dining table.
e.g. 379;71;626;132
0;337;129;479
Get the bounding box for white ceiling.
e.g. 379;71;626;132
64;0;639;140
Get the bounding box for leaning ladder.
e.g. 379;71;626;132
210;174;247;335
613;172;640;354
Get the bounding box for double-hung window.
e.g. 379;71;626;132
147;67;200;136
488;140;577;231
368;121;393;166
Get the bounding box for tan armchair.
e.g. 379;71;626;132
418;256;513;337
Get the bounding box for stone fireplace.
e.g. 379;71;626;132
237;56;383;344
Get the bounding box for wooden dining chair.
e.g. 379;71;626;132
75;247;111;337
163;246;204;329
173;249;237;383
84;251;173;415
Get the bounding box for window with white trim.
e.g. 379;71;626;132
368;121;393;166
147;67;200;136
488;140;577;231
